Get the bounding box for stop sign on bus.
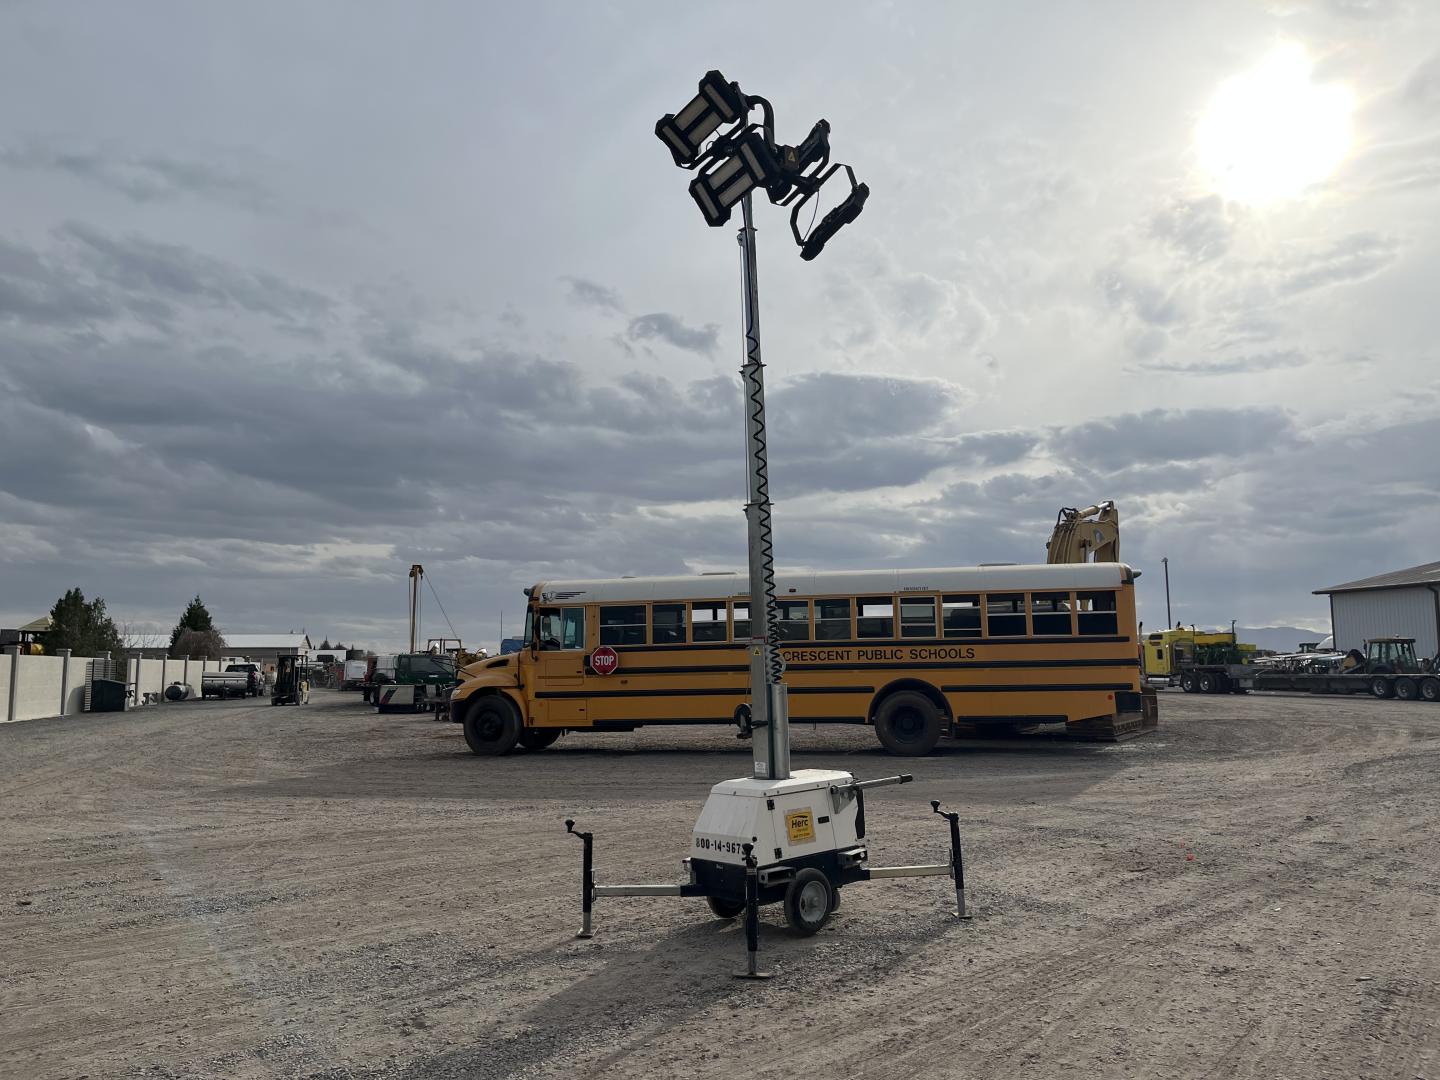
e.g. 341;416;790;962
589;646;620;676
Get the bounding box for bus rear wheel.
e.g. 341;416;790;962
874;691;944;756
518;728;562;750
462;697;522;755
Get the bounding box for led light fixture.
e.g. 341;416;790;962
655;70;747;167
688;129;780;226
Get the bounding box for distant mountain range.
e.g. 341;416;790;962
1237;626;1330;652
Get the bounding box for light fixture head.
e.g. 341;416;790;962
655;70;747;167
688;129;780;227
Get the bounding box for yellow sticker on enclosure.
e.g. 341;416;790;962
786;810;815;844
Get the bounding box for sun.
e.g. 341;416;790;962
1195;43;1354;204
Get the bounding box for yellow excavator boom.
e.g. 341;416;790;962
1045;501;1119;563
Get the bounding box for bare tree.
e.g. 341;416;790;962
172;628;225;660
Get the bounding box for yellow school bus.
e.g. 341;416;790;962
448;562;1156;756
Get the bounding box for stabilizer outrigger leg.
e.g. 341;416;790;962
733;843;771;980
931;800;972;920
565;819;595;939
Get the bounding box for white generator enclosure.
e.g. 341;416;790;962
688;769;873;902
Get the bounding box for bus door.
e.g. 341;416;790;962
531;607;587;726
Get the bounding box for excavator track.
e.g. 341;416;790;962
1066;690;1160;742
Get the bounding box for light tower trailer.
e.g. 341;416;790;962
567;770;970;975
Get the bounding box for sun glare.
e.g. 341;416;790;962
1195;43;1354;204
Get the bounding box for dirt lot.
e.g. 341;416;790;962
2;690;1438;1080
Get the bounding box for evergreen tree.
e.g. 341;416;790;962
170;596;216;648
47;588;123;657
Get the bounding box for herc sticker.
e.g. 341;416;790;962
786;810;815;844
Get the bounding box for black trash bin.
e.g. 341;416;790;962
91;678;127;712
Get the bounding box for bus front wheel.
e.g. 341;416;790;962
462;697;522;755
874;691;944;756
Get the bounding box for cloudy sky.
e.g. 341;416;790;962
1;1;1436;651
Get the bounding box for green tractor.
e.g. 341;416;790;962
374;653;461;714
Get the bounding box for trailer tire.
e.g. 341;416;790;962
1370;677;1393;699
1179;671;1197;693
1421;677;1440;703
706;896;746;919
1394;677;1418;701
873;691;944;756
462;697;522;755
1197;672;1218;694
518;728;562;750
783;868;833;936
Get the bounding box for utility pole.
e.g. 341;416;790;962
1163;556;1172;628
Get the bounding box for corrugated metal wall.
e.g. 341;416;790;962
1332;587;1439;657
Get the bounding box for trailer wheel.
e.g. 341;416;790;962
518;728;562;750
1421;677;1440;703
462;697;522;755
1197;672;1218;694
1179;671;1197;693
706;896;746;919
874;691;944;756
1394;677;1418;701
783;868;833;936
1370;676;1394;699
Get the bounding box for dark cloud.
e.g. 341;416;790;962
0;236;116;327
1275;232;1400;295
1149;195;1232;263
57;223;332;323
1135;350;1309;376
1050;406;1299;470
624;312;719;355
0;140;273;210
562;276;624;313
952;430;1037;467
1404;53;1440;107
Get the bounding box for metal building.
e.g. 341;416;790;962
1314;561;1440;659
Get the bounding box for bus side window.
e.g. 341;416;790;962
599;605;647;646
1077;591;1118;635
857;597;894;638
1031;592;1073;635
815;598;851;640
941;595;981;638
732;602;750;641
652;604;686;645
561;608;585;650
777;600;811;641
986;594;1026;637
900;596;936;638
691;602;727;642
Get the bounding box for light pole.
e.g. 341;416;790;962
1163;556;1172;629
656;71;868;780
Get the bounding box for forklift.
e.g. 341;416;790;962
271;652;310;706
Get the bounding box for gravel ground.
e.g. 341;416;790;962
3;689;1439;1079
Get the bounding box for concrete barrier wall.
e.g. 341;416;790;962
1;652;234;724
64;657;88;715
13;655;67;722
